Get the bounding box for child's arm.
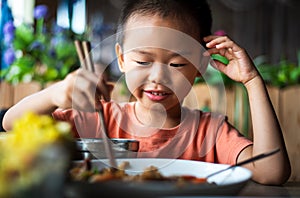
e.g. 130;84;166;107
3;69;112;131
204;35;291;185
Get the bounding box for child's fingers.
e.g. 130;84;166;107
205;36;243;53
215;40;234;50
205;36;235;50
215;41;242;54
94;81;114;111
74;80;98;111
209;59;226;71
204;47;230;62
80;70;110;102
203;48;221;56
205;36;227;48
96;78;112;102
71;86;96;111
204;37;243;64
72;70;107;111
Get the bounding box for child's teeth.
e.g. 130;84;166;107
152;92;164;96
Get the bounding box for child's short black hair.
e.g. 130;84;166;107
116;0;212;46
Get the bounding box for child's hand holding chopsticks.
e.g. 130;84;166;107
50;41;112;112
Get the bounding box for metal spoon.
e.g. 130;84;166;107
206;148;280;179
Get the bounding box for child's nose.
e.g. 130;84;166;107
148;63;170;84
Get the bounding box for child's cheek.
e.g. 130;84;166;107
170;69;195;102
124;67;148;94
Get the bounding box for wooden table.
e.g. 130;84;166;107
64;180;300;198
238;181;300;197
159;181;300;197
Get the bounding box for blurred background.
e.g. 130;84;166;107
44;0;300;63
1;0;299;78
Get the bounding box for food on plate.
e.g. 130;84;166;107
70;159;209;185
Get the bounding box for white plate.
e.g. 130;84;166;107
65;158;252;197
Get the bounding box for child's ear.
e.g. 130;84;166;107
115;43;125;72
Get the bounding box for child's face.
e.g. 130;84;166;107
116;14;205;111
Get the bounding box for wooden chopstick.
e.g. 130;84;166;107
82;41;94;73
97;110;118;169
74;40;117;169
74;40;87;70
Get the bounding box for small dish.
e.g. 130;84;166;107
73;138;139;160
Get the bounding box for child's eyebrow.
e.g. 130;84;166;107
131;49;192;58
131;49;153;56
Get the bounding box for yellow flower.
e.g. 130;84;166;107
0;112;72;196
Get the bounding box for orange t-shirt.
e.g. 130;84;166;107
53;101;252;165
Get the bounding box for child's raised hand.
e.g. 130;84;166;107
51;68;113;112
203;35;259;85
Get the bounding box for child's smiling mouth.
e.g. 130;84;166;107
143;90;171;101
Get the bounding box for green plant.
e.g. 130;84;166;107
255;51;300;87
1;5;85;87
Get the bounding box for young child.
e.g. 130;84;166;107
3;0;290;185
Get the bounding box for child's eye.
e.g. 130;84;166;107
170;63;187;67
136;61;151;66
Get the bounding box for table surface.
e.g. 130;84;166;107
159;181;300;197
64;180;300;198
237;181;300;197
